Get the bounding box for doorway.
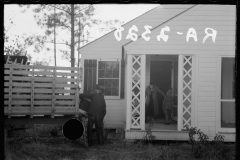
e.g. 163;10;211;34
148;55;178;130
150;61;171;119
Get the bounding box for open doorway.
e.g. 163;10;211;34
147;55;178;130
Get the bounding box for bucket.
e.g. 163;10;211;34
62;118;84;141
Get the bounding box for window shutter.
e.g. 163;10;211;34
84;59;97;93
120;59;125;98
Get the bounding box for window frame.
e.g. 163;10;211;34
97;59;121;99
217;56;235;133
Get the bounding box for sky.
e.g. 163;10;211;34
93;4;158;22
4;4;159;67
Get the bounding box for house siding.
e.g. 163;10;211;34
128;6;235;54
104;99;126;128
127;5;235;140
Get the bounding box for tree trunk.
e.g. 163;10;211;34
78;6;81;68
54;6;56;66
71;4;75;67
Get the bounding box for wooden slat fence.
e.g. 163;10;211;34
4;64;85;118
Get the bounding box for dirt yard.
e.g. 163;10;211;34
5;135;236;160
4;124;236;160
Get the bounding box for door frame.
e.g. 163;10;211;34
172;59;178;121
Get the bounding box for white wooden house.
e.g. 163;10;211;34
79;5;236;142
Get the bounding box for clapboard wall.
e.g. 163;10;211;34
126;5;236;140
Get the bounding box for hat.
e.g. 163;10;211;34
95;84;104;92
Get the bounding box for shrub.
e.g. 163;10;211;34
50;125;62;137
142;117;156;143
212;134;232;160
185;125;233;159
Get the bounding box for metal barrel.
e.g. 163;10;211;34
62;118;84;141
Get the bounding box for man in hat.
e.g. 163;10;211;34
79;84;106;146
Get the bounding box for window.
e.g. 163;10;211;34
98;61;120;97
220;57;235;129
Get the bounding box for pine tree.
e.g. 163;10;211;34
32;4;97;67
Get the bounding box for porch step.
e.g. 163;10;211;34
125;129;189;141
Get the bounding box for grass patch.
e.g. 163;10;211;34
5;125;236;160
5;136;235;160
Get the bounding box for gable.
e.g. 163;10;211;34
124;5;236;56
80;5;194;60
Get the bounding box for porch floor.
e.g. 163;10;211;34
126;118;187;140
146;118;177;131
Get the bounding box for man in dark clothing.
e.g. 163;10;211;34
79;84;106;146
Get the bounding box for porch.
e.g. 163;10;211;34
125;54;194;140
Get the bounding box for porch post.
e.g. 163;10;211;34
126;54;143;130
126;54;132;130
178;55;194;130
140;54;146;130
178;55;183;131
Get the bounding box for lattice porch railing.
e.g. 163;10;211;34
182;56;193;128
130;55;142;129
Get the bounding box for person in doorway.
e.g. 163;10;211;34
79;84;106;146
162;88;174;125
145;83;165;122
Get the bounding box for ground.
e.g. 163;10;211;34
5;136;236;160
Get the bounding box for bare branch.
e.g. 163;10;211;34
74;39;88;44
65;4;71;13
47;5;70;14
5;8;26;34
44;41;71;46
74;5;92;16
74;28;84;33
58;23;72;30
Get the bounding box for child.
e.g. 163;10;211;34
162;89;174;125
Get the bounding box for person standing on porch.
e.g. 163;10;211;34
162;88;174;125
79;84;106;146
145;83;165;122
